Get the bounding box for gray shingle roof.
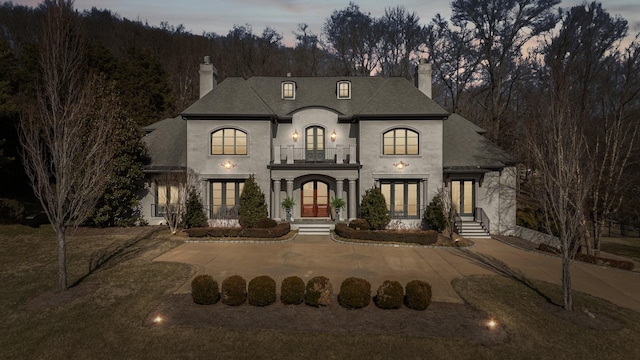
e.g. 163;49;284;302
182;76;448;120
443;113;516;171
142;116;186;171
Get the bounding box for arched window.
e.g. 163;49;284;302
383;128;419;155
211;128;247;155
337;81;351;99
282;81;295;99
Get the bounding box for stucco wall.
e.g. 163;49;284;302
476;166;517;234
186;119;272;216
359;119;443;208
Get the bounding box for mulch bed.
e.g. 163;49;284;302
144;294;509;345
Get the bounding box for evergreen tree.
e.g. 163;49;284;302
85;113;148;227
423;196;447;232
182;189;207;228
359;186;390;230
238;174;268;228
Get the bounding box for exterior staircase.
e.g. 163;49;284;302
291;220;335;235
456;217;491;239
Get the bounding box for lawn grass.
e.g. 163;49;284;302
600;237;640;262
1;225;639;359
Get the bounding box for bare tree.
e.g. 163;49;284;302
19;0;120;291
452;0;560;147
157;168;201;234
378;6;426;79
526;47;593;311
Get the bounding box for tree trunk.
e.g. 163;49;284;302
562;256;573;311
57;226;67;291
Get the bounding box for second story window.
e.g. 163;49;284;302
211;128;247;155
337;81;351;99
383;128;419;155
282;81;295;100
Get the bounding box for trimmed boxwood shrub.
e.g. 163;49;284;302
185;222;291;238
335;223;438;245
255;218;278;229
305;276;333;307
374;280;404;309
221;275;247;306
348;218;370;230
281;276;305;305
405;280;432;310
338;277;371;309
190;274;219;305
248;275;277;306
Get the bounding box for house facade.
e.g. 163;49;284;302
140;58;517;236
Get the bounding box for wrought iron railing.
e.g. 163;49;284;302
475;207;490;234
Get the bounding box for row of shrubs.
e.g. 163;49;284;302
191;274;432;310
538;243;634;271
185;221;290;238
335;222;438;245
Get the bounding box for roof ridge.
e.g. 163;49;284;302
244;78;277;117
354;77;388;117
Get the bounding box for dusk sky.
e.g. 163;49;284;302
11;0;640;46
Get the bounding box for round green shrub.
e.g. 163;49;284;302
374;280;404;309
305;276;333;307
190;274;219;305
221;275;247;306
405;280;432;310
248;275;276;306
338;277;371;309
348;218;370;230
280;276;305;305
255;218;278;228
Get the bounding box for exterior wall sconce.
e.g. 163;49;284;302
330;129;337;142
292;129;299;141
393;161;409;169
221;160;237;170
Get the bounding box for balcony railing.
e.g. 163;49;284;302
273;144;357;164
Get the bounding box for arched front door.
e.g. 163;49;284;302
301;180;330;217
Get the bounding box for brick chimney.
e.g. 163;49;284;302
417;59;432;99
199;56;218;98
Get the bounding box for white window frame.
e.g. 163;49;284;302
337;81;351;99
282;81;296;100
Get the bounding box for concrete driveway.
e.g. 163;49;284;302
154;235;640;313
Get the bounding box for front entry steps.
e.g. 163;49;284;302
457;220;491;239
291;219;335;235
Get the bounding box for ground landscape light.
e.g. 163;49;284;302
487;319;497;329
153;315;163;324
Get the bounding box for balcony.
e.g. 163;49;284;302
272;144;357;165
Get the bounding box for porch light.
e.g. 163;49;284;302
330;129;337;142
393;161;409;169
221;160;237;170
292;129;299;141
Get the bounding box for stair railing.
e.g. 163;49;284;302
474;207;490;234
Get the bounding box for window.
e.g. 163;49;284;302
211;128;247;155
211;180;245;219
337;81;351;99
282;81;295;99
383;128;419;155
380;181;420;218
156;181;180;217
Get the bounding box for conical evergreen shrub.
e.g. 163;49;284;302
423;195;447;232
359;187;390;230
238;174;268;228
182;189;208;228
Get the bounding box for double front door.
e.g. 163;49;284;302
451;180;474;217
301;180;330;217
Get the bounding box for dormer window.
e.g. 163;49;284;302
282;81;295;100
337;81;351;99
